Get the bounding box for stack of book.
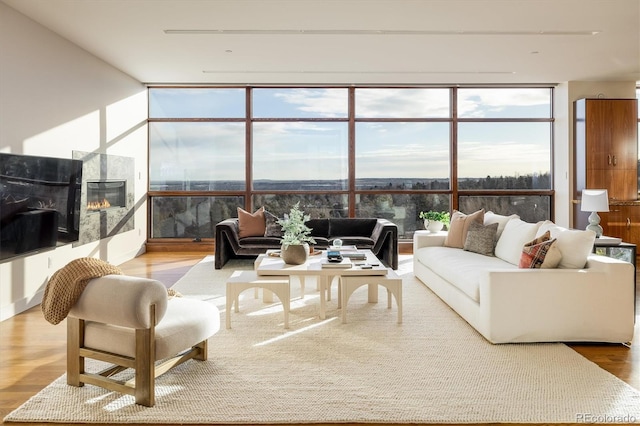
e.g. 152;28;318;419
320;258;353;269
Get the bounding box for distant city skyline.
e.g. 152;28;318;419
149;172;552;192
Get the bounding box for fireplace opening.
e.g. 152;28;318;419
87;181;126;211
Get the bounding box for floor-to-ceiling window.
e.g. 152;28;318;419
148;86;554;241
456;88;553;220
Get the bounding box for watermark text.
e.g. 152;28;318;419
576;413;637;423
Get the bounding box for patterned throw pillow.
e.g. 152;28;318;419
237;207;265;238
264;210;283;238
463;221;498;256
518;231;562;269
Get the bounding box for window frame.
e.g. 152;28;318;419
147;85;555;241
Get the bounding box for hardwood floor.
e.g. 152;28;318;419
1;252;638;426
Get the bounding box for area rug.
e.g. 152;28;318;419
5;256;640;424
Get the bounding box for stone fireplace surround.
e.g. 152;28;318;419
72;151;135;245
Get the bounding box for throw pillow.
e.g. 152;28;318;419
444;209;485;249
264;210;283;238
518;231;562;269
494;218;543;265
463;221;498;256
483;211;520;240
237;206;265;238
535;221;596;269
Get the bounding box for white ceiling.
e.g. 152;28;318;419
3;0;640;85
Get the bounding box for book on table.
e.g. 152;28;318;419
329;245;358;251
321;258;353;269
341;251;366;260
328;245;366;260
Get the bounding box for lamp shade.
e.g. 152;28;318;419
580;189;609;212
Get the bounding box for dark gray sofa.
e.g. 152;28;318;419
215;217;398;270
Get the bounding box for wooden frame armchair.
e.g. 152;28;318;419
66;275;220;406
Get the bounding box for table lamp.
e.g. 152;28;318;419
580;189;609;237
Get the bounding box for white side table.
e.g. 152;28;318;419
225;270;290;329
593;237;637;319
339;269;403;324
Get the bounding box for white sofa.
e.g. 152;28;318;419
413;211;635;344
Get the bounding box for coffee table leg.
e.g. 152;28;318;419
318;276;328;319
368;283;378;303
299;276;306;299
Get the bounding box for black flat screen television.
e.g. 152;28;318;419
0;153;83;261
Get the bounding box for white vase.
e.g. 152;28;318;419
426;220;444;233
280;243;309;265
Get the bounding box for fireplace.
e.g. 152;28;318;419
86;180;126;211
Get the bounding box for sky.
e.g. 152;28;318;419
148;87;553;182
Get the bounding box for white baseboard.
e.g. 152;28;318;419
112;245;146;266
1;289;44;322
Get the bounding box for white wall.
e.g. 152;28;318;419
0;3;148;320
553;81;637;228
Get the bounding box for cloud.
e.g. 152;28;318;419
271;89;347;117
457;88;551;118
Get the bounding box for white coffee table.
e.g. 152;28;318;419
256;249;388;319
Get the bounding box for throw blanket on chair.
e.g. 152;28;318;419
42;257;122;325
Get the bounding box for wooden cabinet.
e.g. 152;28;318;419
601;205;640;249
575;98;638;201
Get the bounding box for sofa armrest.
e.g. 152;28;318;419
584;252;634;270
215;218;240;269
371;218;398;269
413;230;447;252
370;218;390;243
479;254;635;343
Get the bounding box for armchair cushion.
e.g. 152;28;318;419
81;297;220;360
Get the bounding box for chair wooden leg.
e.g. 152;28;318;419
194;340;208;361
134;306;156;407
66;318;84;387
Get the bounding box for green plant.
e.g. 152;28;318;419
419;210;450;226
278;202;317;248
